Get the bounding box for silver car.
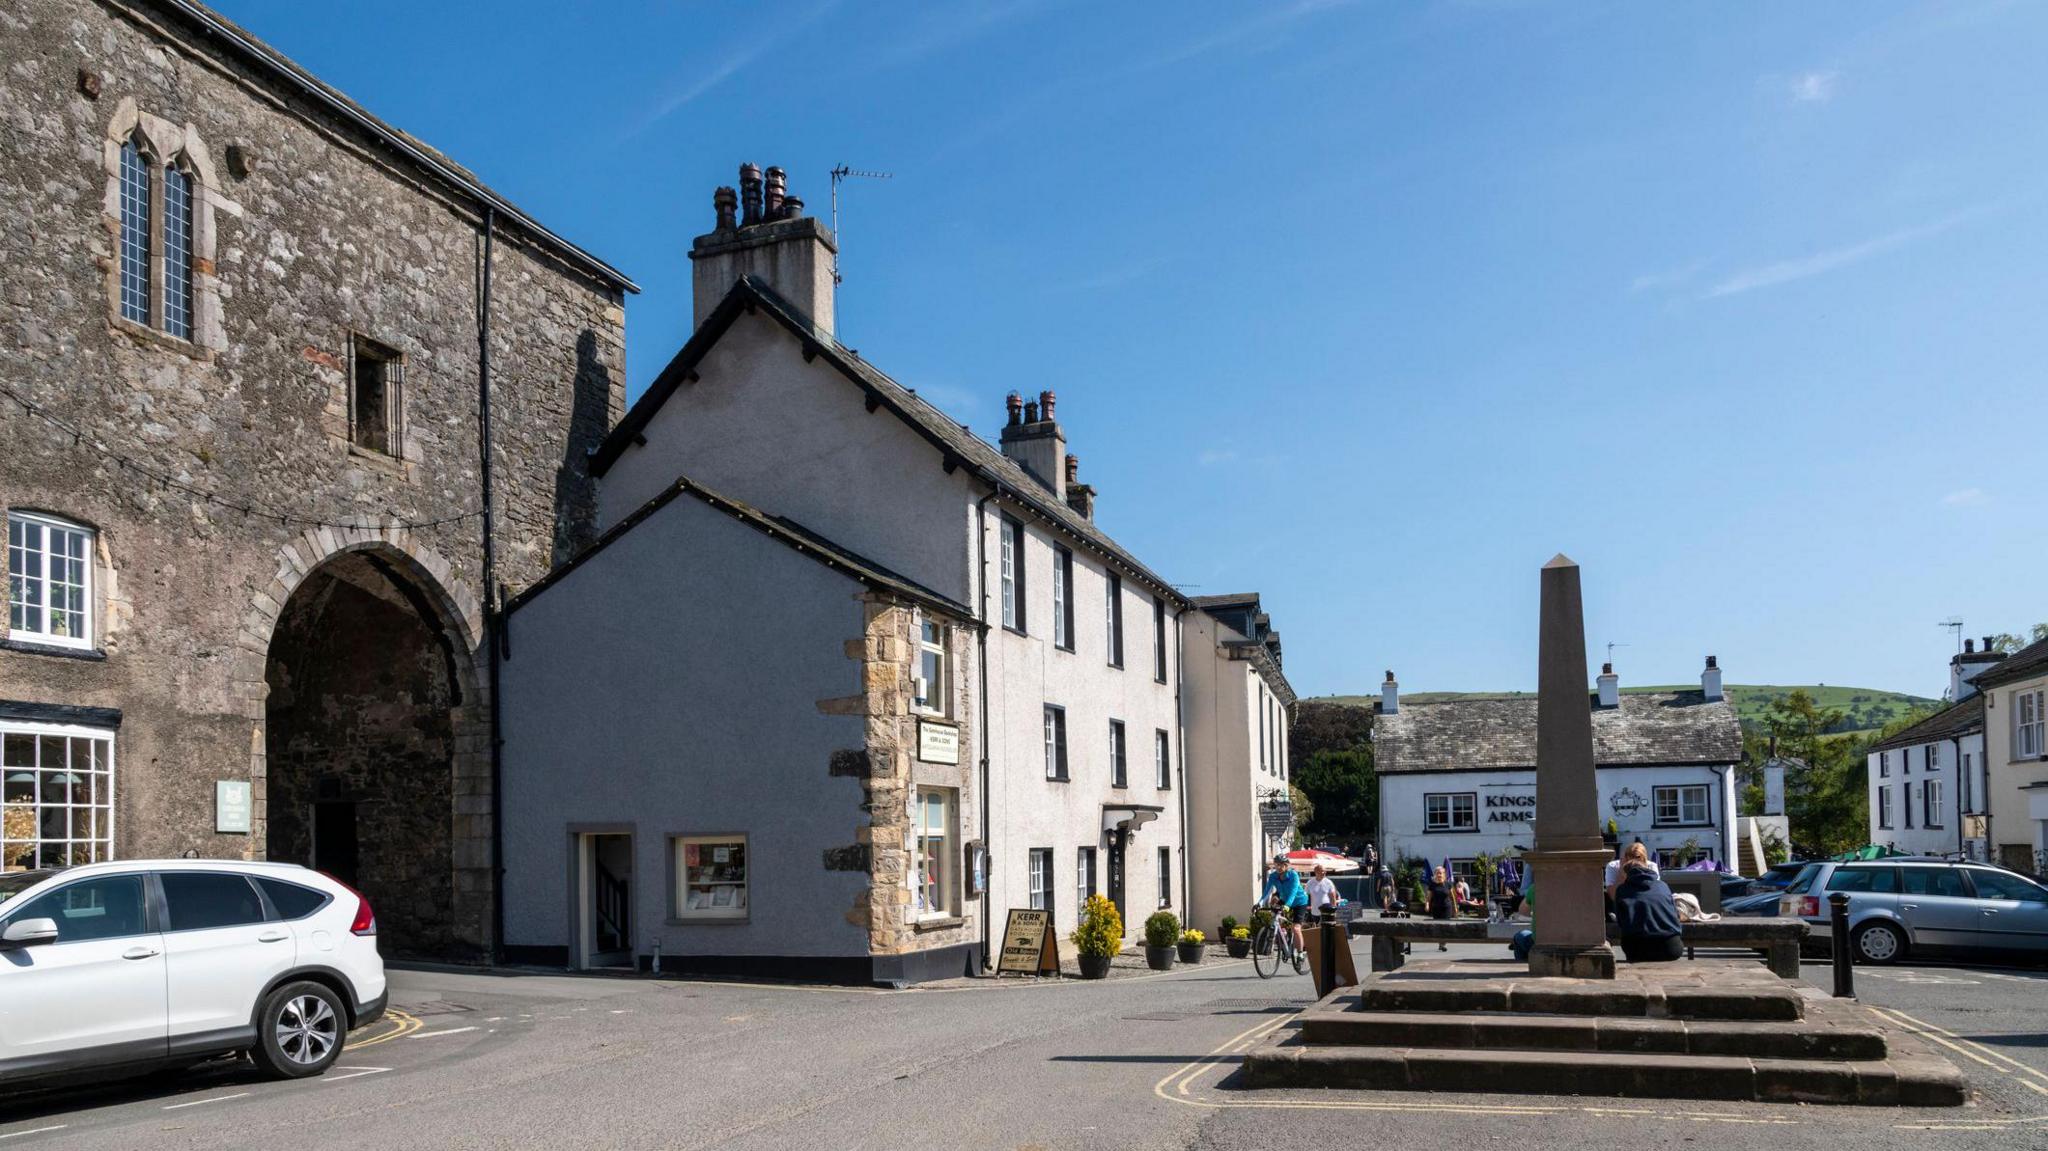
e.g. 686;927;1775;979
1780;858;2048;964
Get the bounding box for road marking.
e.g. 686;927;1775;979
0;1127;68;1140
409;1025;479;1039
349;1008;425;1049
1867;1005;2048;1084
322;1066;392;1083
163;1092;251;1110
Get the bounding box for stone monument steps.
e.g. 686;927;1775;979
1300;1009;1887;1061
1240;1041;1967;1106
1360;975;1805;1021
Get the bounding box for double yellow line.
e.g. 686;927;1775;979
1864;1003;2048;1131
346;1007;425;1050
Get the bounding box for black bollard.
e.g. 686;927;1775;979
1318;904;1338;995
1828;892;1854;998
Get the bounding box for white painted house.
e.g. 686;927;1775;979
515;166;1192;980
1374;659;1743;880
1865;639;2001;860
1183;593;1295;936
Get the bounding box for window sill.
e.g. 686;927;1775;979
1054;643;1075;655
913;915;965;933
1;637;107;661
1003;625;1029;639
1046;775;1069;784
666;916;750;926
345;442;411;476
108;315;214;360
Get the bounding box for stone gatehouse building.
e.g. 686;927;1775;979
0;0;632;956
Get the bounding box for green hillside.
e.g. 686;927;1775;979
1319;684;1939;736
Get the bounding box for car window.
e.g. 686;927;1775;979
4;874;148;943
1898;867;1967;898
1826;867;1897;894
1968;870;2047;902
1783;864;1824;895
160;872;267;931
257;878;331;920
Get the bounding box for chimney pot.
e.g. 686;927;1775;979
1602;662;1613;674
1065;454;1079;483
739;163;763;226
1705;655;1718;669
1039;390;1056;422
781;195;804;219
1005;392;1023;426
1984;635;1995;651
1965;638;1975;653
1384;670;1395;683
1023;400;1039;424
763;166;786;218
713;186;738;231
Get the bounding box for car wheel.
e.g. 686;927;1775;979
250;981;347;1079
1853;921;1905;966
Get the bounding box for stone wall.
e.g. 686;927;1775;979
0;0;627;951
842;597;980;959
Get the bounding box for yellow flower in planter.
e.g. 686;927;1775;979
1179;929;1204;944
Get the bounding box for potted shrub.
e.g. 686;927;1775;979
1218;914;1239;943
1226;925;1252;958
1177;928;1205;964
1071;893;1122;979
1143;911;1180;970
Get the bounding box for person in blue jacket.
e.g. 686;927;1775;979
1260;854;1311;954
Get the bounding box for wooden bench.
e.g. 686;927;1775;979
1347;917;1809;978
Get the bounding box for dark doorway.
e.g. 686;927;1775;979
1107;831;1127;930
265;550;463;958
581;833;633;969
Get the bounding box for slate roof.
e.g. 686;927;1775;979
149;1;635;292
1972;636;2048;691
589;276;1189;607
1374;692;1742;773
504;471;978;624
1868;694;1985;754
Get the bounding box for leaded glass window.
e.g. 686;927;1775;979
118;140;150;325
163;164;193;339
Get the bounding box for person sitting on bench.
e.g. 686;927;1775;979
1613;861;1684;963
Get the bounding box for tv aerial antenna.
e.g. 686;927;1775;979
1938;617;1964;652
1605;641;1629;666
829;165;892;287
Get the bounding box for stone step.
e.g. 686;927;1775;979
1300;1010;1886;1061
1361;977;1804;1021
1242;1042;1966;1106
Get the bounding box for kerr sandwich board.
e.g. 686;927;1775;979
996;908;1061;976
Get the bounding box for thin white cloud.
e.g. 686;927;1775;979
1198;448;1240;466
620;0;842;141
1942;487;1989;507
1628;257;1713;295
1788;70;1840;103
1702;206;1987;299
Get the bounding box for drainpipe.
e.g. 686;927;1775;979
974;489;997;972
478;206;505;964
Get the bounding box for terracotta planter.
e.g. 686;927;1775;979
1077;953;1113;979
1144;944;1175;970
1177;942;1205;964
1226;938;1251;959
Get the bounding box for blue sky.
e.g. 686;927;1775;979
215;1;2046;700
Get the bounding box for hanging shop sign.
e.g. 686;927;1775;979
1609;787;1646;818
1258;800;1294;836
996;908;1060;976
918;719;960;765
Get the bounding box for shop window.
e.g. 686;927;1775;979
1424;792;1476;833
2;722;114;870
7;512;95;649
915;789;953;918
675;835;748;919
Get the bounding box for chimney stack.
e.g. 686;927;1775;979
1597;662;1619;708
1381;670;1399;715
999;389;1067;499
1952;638;2007;702
690;162;839;336
1701;655;1723;702
1063;454;1096;520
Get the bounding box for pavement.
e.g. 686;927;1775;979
0;943;2044;1149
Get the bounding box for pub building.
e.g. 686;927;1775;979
1373;658;1743;886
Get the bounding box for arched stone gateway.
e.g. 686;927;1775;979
235;526;490;958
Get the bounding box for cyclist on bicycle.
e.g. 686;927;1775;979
1259;853;1311;954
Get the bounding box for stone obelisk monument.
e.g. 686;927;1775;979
1524;555;1616;978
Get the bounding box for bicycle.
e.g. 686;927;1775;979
1250;904;1309;979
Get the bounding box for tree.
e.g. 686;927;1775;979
1287;701;1375;847
1760;690;1868;857
1989;624;2048;654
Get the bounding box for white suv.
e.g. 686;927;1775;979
0;860;386;1086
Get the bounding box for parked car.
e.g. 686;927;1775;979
0;860;385;1089
1722;889;1786;917
1778;857;2048;964
1720;861;1809;901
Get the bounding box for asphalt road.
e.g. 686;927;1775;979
2;945;2045;1149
